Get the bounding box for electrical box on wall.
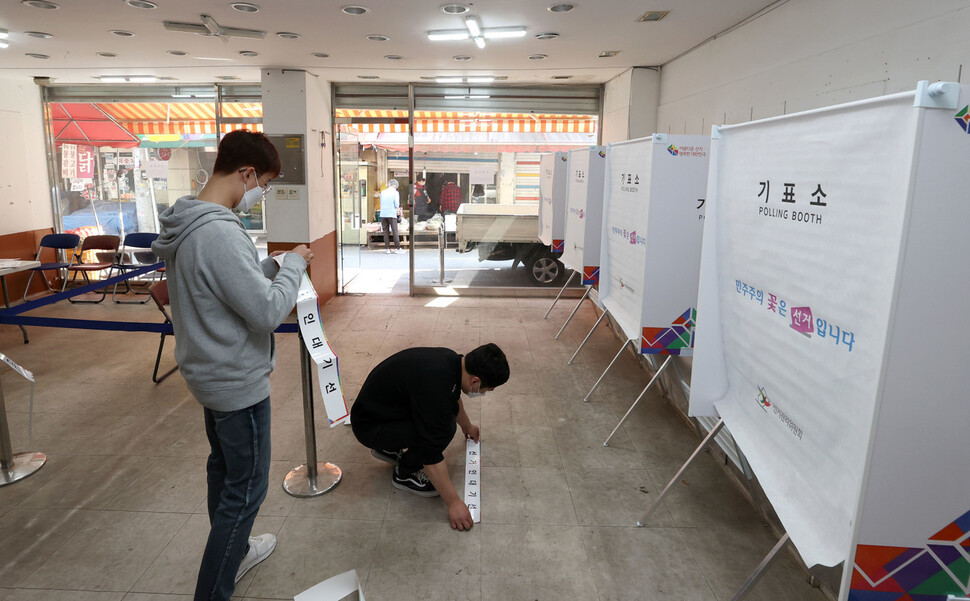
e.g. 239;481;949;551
266;134;306;185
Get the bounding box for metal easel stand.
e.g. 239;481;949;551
543;270;577;319
582;337;635;401
636;418;725;526
730;533;791;601
603;355;673;446
555;284;591;340
282;337;342;498
567;307;610;365
0;377;46;487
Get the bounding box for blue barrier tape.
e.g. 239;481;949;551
0;262;164;316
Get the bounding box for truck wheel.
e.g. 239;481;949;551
529;255;565;286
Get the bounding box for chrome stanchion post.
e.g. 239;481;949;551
543;270;577;319
437;225;446;284
283;334;342;497
603;355;673;446
0;375;46;487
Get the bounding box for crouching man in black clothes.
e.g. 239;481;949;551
350;344;509;531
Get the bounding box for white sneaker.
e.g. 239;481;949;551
395;249;406;254
235;533;277;583
385;249;392;254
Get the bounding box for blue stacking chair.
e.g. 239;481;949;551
22;233;81;301
112;232;161;304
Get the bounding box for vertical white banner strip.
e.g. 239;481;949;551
464;439;481;523
293;271;349;427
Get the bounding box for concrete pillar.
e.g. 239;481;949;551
260;69;337;302
601;67;661;144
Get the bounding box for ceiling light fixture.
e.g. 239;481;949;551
435;77;463;83
312;52;330;58
482;27;526;38
231;2;260;12
97;52;119;58
167;50;187;55
110;30;136;37
428;30;469;41
26;52;50;58
0;41;8;50
597;50;620;57
125;0;157;8
453;55;472;61
465;76;494;83
22;0;59;8
636;10;669;22
341;5;369;15
440;3;470;14
128;76;157;83
239;50;259;57
99;76;127;83
473;36;485;49
551;75;573;79
464;16;481;37
277;32;301;39
194;56;234;61
535;32;559;40
366;34;389;41
99;75;156;82
358;75;379;79
547;3;575;12
444;95;489;100
25;31;53;38
216;75;240;80
385;54;404;60
0;29;8;39
528;54;547;60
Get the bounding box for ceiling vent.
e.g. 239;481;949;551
636;10;669;22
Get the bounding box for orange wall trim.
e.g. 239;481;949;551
267;230;337;305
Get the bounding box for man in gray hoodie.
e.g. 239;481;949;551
152;130;312;601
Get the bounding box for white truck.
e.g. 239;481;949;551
455;203;567;286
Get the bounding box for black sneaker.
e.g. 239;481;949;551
392;467;439;497
371;448;403;466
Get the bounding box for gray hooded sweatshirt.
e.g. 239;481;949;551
152;196;307;412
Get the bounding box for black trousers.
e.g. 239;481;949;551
351;417;454;476
380;217;400;250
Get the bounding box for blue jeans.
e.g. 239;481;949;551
195;397;271;601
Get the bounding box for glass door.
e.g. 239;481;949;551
336;124;362;291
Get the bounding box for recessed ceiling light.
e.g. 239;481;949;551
277;32;301;39
435;77;463;83
239;50;259;57
366;34;389;41
167;49;187;56
97;52;118;58
99;76;127;83
22;0;59;8
358;75;379;79
127;76;157;83
25;31;53;38
341;5;369;15
231;2;260;12
466;76;494;83
0;41;7;49
548;3;575;12
125;0;157;8
597;50;620;58
110;30;136;37
528;54;548;60
312;52;330;58
26;53;50;59
428;30;469;41
385;55;404;60
535;32;559;40
440;3;470;14
0;29;7;39
453;55;472;61
636;10;669;22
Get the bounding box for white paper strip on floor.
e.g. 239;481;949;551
0;352;34;383
294;568;365;601
294;272;349;427
464;438;481;523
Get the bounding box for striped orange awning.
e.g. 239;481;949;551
98;102;263;135
335;109;597;134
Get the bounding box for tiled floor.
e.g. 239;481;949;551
0;292;830;600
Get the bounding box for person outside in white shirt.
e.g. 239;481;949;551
379;179;404;254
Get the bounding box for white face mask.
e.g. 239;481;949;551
467;380;486;398
237;182;264;214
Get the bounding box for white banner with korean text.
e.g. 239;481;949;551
561;146;606;284
690;93;918;567
538;151;568;252
293;270;348;427
599;135;709;354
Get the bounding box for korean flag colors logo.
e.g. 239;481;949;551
667;144;679;156
956;106;970;133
